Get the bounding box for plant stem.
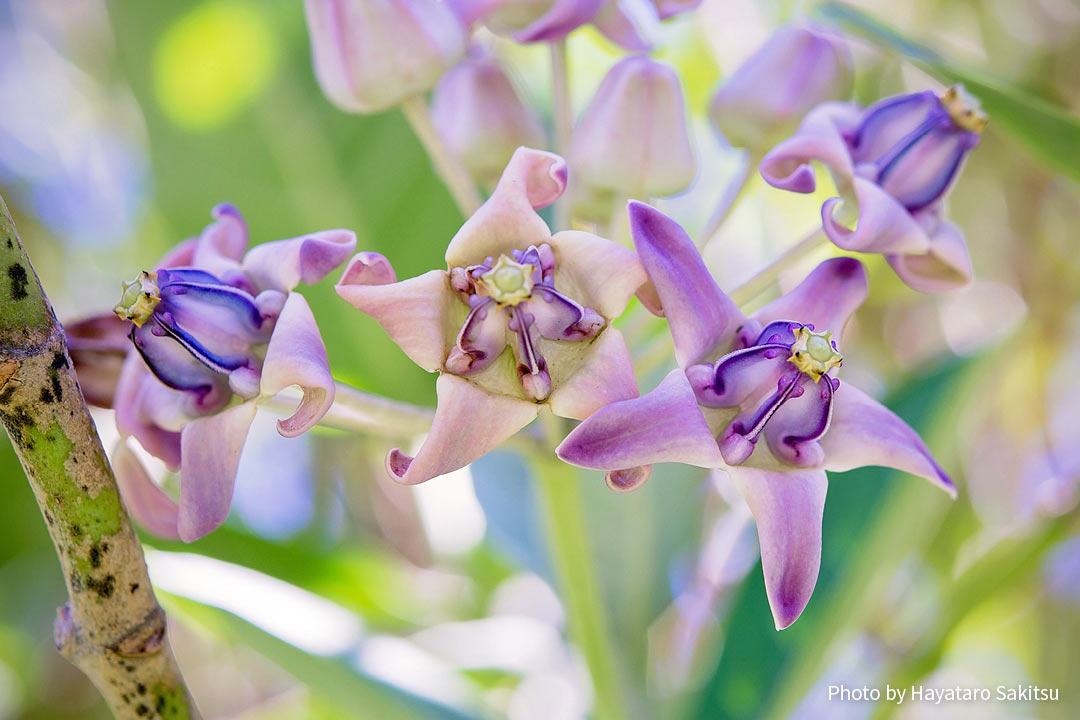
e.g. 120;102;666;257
729;226;828;308
401;94;483;217
0;194;199;719
550;39;572;231
532;411;629;720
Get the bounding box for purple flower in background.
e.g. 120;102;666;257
761;86;986;292
432;49;546;188
109;204;356;541
708;25;853;151
65;313;131;408
304;0;466;113
570;54;695;221
558;202;955;629
336;147;646;485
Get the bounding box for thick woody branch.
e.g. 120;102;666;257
0;194;199;720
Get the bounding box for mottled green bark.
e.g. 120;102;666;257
0;193;199;720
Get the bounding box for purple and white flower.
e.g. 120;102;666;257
109;204;356;541
336;147;646;485
558;202;955;629
760;86;985;292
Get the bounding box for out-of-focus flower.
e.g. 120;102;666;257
558;202;954;629
336;147;646;485
106;204;356;541
432;50;546;188
64;313;131;408
761;86;985;292
708;25;853;152
570;55;695;221
303;0;466;113
451;0;696;51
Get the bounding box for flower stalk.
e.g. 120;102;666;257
0;193;199;719
728;226;828;308
550;39;572;230
401;94;483;216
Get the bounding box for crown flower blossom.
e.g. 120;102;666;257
336;147;647;485
760;86;985;292
557;202;955;630
108;204;356;542
432;51;546;188
708;25;853;151
570;54;696;222
303;0;466;114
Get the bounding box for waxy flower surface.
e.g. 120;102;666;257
304;0;466;113
110;204;356;541
337;147;646;485
708;25;853;151
570;54;695;221
760;86;985;292
558;202;955;629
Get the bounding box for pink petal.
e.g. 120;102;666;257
259;292;335;437
387;373;538;485
177;402;259;542
114;353;182;470
548;229;647;320
112;441;180;540
753;257;867;336
191;203;249;279
821;177;931;255
592;0;658;51
759;102;860;192
628;201;744;367
886;217;973;293
336;256;452;373
729;466;827;630
557;369;725;470
64;312;131;408
444;147;566;268
822;382;956;497
156;237;198;269
510;0;606;43
242;229;358;293
548;327;638;421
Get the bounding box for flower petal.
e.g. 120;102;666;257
387;373;538;485
886;218;973;293
628;201;743;367
242;229;358;293
557;369;725;469
129;321;232;411
177;401;259;542
548;327;638;421
763;376;834;467
112;440;180;540
114;353;182;469
510;0;606;43
64;313;131;408
690;344;792;407
191;203;248;280
753;257;867;336
259;292;335;438
446;297;508;375
729;466;827;630
444;147;566;268
759;102;860;192
548;229;646;320
850;91;938;165
821;177;931;255
336;256;452;373
822;382;956;496
592;0;658;51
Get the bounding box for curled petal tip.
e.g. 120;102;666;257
337;251;398;287
760;159;816;193
605;465;652;492
508;146;568;210
386;448;419;484
212;202;243;222
297;230;359;285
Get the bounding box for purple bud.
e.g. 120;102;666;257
432;52;546;187
570;55;695;219
475;0;607;44
709;25;853;150
304;0;466;114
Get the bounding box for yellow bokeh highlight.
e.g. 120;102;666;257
153;0;276;131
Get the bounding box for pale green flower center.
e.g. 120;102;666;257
788;326;843;382
941;84;987;133
113;271;161;327
479;254;535;306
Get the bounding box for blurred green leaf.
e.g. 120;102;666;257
817;2;1080;183
162;594;477;720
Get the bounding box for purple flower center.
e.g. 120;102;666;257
689;320;842;467
444;243;604;402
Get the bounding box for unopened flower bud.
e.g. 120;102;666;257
709;25;853;151
570;55;695;220
431;53;545;187
304;0;466;114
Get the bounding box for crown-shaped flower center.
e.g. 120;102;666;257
940;85;987;133
787;326;843;382
113;271;161;327
478;254;536;306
